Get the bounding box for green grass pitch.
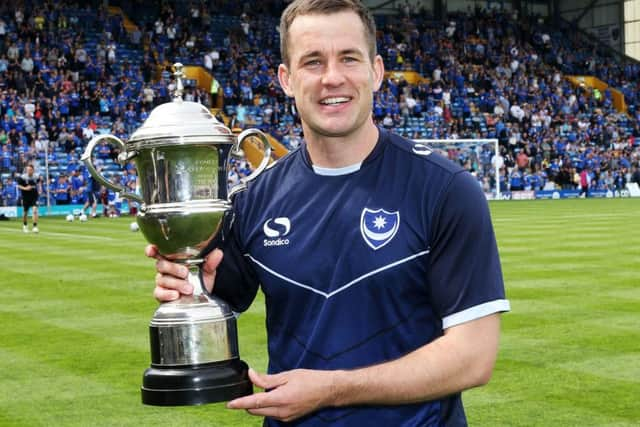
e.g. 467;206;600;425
0;198;638;426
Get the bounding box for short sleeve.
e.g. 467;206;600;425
426;171;510;329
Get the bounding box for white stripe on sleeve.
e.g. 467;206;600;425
442;299;511;329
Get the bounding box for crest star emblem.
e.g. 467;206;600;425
372;215;387;230
360;208;400;250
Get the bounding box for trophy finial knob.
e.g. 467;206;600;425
173;62;185;101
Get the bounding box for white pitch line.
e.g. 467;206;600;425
0;227;118;241
493;213;629;222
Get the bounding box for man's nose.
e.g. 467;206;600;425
321;60;346;86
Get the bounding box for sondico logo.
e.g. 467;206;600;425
263;217;291;247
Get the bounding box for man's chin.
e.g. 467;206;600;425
317;129;352;138
308;122;357;139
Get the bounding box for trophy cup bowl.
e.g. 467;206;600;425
81;64;272;406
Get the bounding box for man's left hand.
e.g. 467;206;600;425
227;368;337;422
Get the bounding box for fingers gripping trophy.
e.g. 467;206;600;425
81;63;271;406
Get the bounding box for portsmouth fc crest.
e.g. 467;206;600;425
360;208;400;250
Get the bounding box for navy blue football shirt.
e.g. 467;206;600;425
214;128;510;427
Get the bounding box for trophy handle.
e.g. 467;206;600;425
228;128;272;198
80;134;144;204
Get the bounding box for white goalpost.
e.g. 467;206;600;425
415;138;501;200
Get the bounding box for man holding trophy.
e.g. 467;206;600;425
147;0;510;426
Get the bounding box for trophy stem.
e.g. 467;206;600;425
187;264;206;297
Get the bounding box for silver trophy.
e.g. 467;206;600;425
81;64;272;406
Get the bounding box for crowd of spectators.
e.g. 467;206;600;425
1;1;640;210
369;7;640;194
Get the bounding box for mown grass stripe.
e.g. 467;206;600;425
0;349;250;427
466;358;639;424
0;311;260;427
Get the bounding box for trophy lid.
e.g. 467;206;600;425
128;63;234;148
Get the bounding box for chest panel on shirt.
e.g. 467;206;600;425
237;139;449;366
246;170;429;296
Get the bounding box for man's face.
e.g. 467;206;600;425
278;11;383;139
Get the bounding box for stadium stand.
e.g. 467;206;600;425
1;1;639;209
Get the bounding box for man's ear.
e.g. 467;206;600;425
278;64;294;97
372;54;385;92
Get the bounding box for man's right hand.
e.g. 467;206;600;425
145;245;224;302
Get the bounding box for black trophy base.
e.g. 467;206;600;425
141;358;252;406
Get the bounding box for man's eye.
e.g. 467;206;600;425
305;60;321;66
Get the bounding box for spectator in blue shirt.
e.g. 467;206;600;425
2;176;17;206
1;144;12;173
70;168;86;204
510;168;524;191
54;174;71;205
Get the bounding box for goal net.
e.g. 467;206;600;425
414;139;501;199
